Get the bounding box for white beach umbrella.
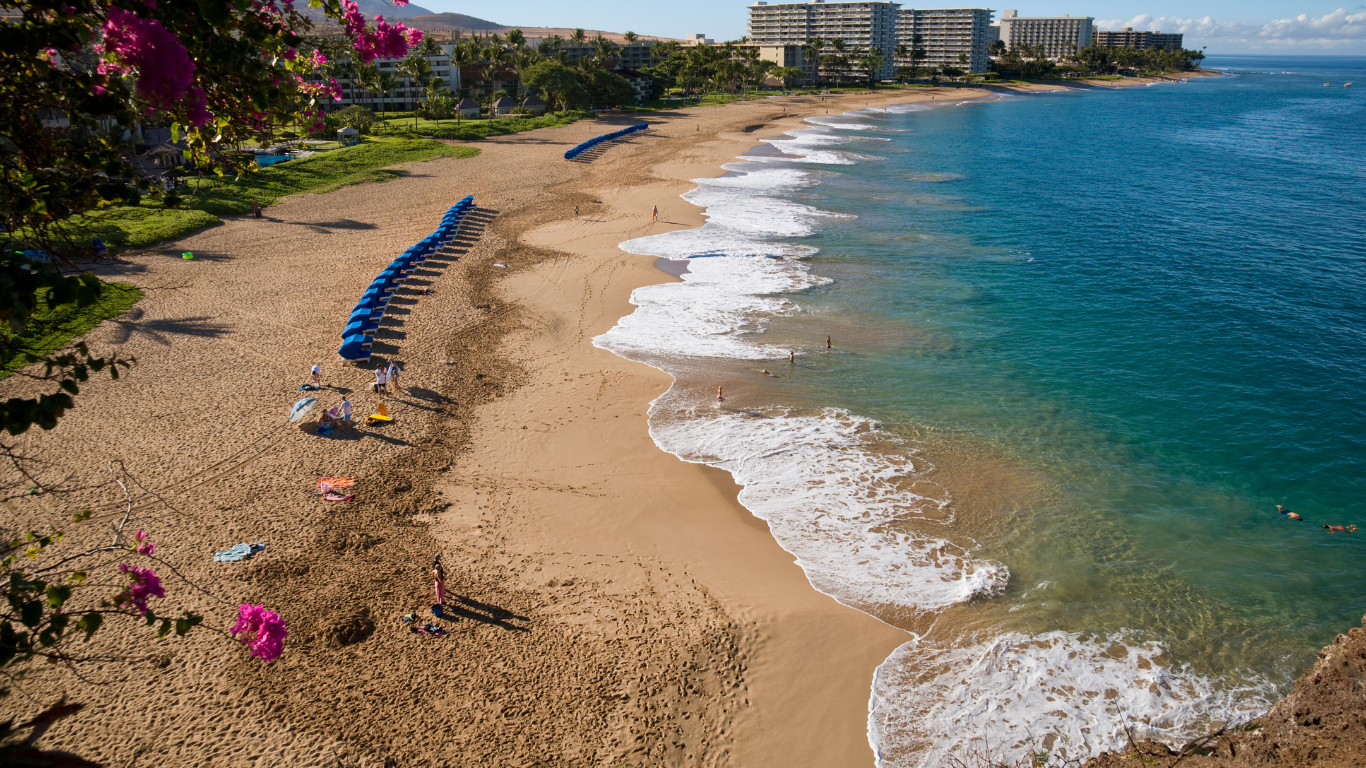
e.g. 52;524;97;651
289;397;318;423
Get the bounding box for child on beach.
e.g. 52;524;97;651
311;364;322;388
340;398;352;424
386;360;402;392
432;554;446;606
375;365;387;395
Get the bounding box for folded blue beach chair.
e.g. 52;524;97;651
338;334;372;362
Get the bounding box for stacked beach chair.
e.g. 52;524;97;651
564;123;649;160
337;196;475;363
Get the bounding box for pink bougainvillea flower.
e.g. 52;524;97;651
92;85;107;95
185;87;213;128
115;563;165;616
230;604;288;662
132;530;156;556
101;7;196;108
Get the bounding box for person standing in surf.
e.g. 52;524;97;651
717;386;725;403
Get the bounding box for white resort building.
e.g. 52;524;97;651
995;9;1094;59
895;8;994;73
749;2;996;78
748;1;902;79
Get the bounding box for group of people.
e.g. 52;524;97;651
305;359;402;427
1277;505;1357;533
718;337;835;403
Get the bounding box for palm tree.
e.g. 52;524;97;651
511;50;539;96
538;34;564;56
375;70;398;120
592;34;618;64
802;36;825;84
425;76;448;112
910;34;927;78
989;39;1007;58
858;51;884;87
570;28;587;47
419;36;441;57
622;31;638;46
396;55;432;112
354;61;380;113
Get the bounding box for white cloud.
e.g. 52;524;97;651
1096;8;1366;50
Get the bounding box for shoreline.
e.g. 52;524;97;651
2;74;1226;766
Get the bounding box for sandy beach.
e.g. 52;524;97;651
0;75;1213;766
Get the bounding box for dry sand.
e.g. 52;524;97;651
0;77;1211;766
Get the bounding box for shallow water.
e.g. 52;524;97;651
597;55;1366;765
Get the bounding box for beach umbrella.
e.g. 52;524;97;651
289;397;318;423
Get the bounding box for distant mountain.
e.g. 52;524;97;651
400;13;506;31
351;0;434;18
304;1;435;22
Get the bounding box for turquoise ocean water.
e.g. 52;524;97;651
598;56;1366;765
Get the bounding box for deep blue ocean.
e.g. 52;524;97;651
601;56;1366;765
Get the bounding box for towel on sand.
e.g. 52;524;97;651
318;477;355;489
214;543;266;562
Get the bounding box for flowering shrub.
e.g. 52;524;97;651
131;530;155;556
113;563;164;617
230;604;288;663
1;0;422;260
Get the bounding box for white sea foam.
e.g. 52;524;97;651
651;409;1009;612
596;147;1268;768
805;116;876;129
869;631;1274;768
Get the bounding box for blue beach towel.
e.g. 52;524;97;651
214;543;266;562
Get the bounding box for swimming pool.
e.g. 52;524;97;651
255;153;293;167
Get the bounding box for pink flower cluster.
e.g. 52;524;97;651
100;7;213;127
131;530;155;556
339;0;422;63
115;563;165;617
297;75;342;103
230;604;288;663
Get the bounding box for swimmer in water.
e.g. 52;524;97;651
1276;505;1303;521
826;335;831;350
761;369;770;376
789;350;795;363
1323;524;1357;533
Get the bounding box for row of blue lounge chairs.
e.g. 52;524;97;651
337;196;475;362
563;123;649;160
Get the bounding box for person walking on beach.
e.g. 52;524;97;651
386;360;402;393
431;554;446;606
311;364;322;388
652;205;659;223
375;365;388;395
574;204;579;216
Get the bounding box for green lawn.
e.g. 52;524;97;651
59;136;479;251
376;110;592;141
0;282;143;378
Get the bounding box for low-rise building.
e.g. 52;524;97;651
1092;27;1183;49
758;44;817;82
520;94;547;115
491;96;517;116
997;9;1093;59
454;98;481;119
615;67;654;103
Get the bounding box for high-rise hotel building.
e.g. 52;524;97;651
748;1;902;79
1092;27;1184;49
996;9;1094;59
895;8;994;73
748;2;995;78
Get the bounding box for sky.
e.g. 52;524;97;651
409;0;1366;54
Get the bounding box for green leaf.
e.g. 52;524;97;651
45;583;71;608
156;618;172;639
19;599;42;628
174;613;204;636
76;611;102;641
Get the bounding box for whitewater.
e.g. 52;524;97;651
592;110;1274;766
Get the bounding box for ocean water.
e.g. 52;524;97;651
596;55;1366;766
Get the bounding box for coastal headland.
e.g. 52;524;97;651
3;76;1219;766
